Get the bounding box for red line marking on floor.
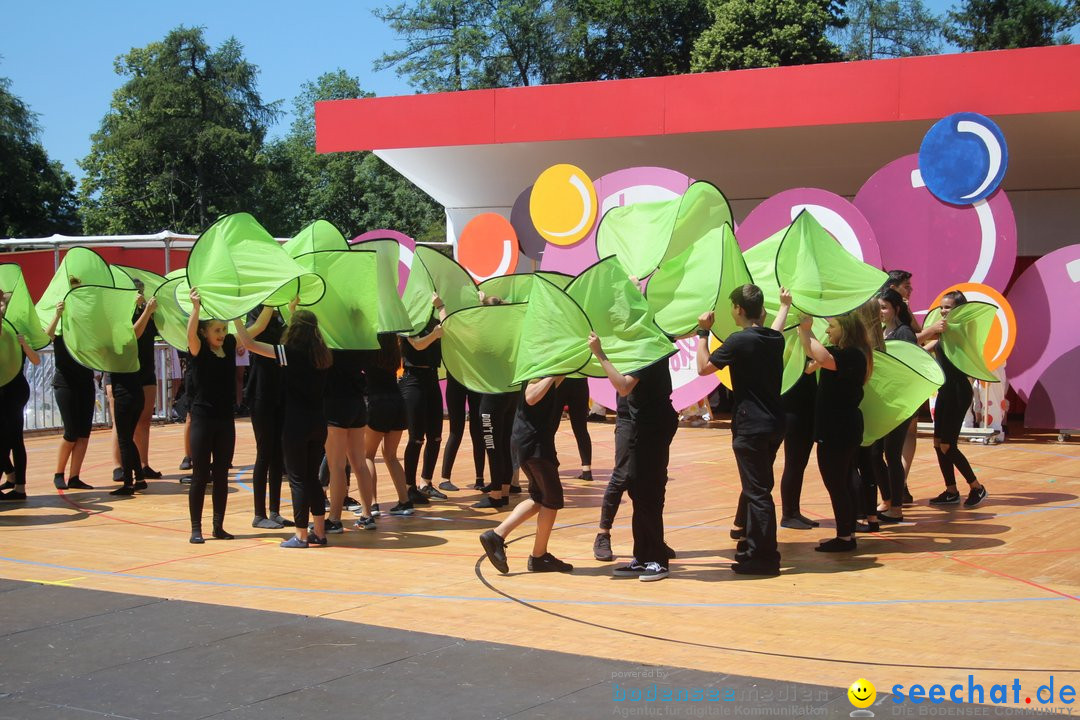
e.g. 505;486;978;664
115;543;267;573
56;489;188;534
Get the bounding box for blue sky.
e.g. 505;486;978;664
6;0;963;180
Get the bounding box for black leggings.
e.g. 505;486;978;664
251;404;285;517
400;368;442;487
599;418;632;531
936;444;978;488
283;423;327;529
555;377;592;466
112;380;145;486
817;442;857;538
854;442;883;518
54;380;95;442
627;419;678;568
442;375;485;481
935;378;977;488
480;392;516;492
0;375;30;485
881;415;914;508
779;407;814;518
189;415;235;527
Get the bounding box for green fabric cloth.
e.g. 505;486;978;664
595;181;732;279
924;302;1000;382
0;264;50;350
709;224;754;341
287;251;380;350
0;319;22;387
513;275;593;384
647;224;725;338
401;246;479;335
566;257;674;376
61;285;139;372
282;219;350;257
186;213;325;320
534;271;573;290
34;247;114;330
356;240;413;334
441;303;528;394
860;340;945;445
776;210;888;318
152;274;191;352
478;274;535;304
113;266;167;298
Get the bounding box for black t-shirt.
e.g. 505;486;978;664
110;312;156;389
885;324;918;344
191;335;237;420
276;344;327;430
782;364;817;415
814;346;866;446
51;334;93;389
403;322;441;369
327;349;367;399
626;357;677;428
511;380;561;463
708;326;785;436
366;361;400;396
245;312;285;409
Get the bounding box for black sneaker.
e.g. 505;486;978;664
815;537;857;552
307;533;327;547
407;486;430;505
66;477;93;490
612;560;647;577
112;467;124;482
420;485;447;500
109;486;135;497
508;485;522;494
388;502;414;516
0;490;27;502
639;562;669;582
179;475;192;484
133;480;148;491
370;503;381;517
472;495;509;509
904;489;915;505
52;473;66;490
343;496;361;511
354;516;376;531
578;470;593;482
472;479;485;490
0;480;14;491
528;553;573;573
929;490;961;506
179;456;192;471
855;521;880;533
438;480;459;492
479;530;509;573
731;562;780;577
664;544;677;560
963;485;988;508
593;533;614;561
325;519;344;534
143;465;163;480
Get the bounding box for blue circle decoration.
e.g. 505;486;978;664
918;112;1008;206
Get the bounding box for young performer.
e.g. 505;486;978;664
923;291;988;509
107;289;158;497
696;285;786;575
44;277;95;490
480;375;573;574
778;364;819;530
244;306;291;528
400;309;444;505
798;311;872;552
185;289;237;543
590;334;678;582
323;348;374;533
854;298;885;533
555;376;593;481
0;293;42;502
359;334;412;525
440;373;485;491
236;303;333;547
877;289;919;522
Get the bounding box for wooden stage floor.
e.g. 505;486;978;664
2;418;1078;704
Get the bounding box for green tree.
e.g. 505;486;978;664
840;0;943;59
691;0;848;71
0;75;80;238
944;0;1079;49
79;26;279;235
257;70;443;240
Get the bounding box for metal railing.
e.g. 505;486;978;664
23;343;180;432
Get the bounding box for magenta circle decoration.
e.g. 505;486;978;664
853;154;1017;315
351;229;417;295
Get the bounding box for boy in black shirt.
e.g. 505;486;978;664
696;284;787;575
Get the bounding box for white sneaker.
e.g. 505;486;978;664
639;562;669;582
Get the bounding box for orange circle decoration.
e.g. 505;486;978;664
456;213;519;281
708;335;734;391
931;282;1016;372
529;164;598;247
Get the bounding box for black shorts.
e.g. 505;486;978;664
367;393;407;434
521;456;564;510
54;381;96;441
326;394;367;429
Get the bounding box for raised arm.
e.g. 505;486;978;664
187;289;202;357
132;296;157;339
245;305;274;338
232;318;275;359
771;288;793;332
588;332;639;397
696;311;718;375
525;376;563;406
408;324;443;350
433;292;448;322
45;301;64;340
798;315;836;371
18;335;41;365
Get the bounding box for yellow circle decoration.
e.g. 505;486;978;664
529;164;598;247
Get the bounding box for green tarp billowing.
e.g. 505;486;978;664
357;240;413;334
288;251;380;350
478;274;535;304
34;247;114;330
61;285;139;373
441;303;528;394
647;225;725;338
512;275;593;384
776;210;888;318
565;257;674;376
0;264;50;350
401;246;479;335
534;271;573;290
153;271;191;352
596;182;733;279
186;213;325;320
860;340;945;445
0;319;23;387
924;301;1000;382
114;266;167;298
709;224;755;341
283;219;350;257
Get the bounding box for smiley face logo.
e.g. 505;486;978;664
848;678;876;708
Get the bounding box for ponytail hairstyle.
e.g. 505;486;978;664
281;310;332;370
832;311;874;385
878;288;914;328
375;333;402;373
